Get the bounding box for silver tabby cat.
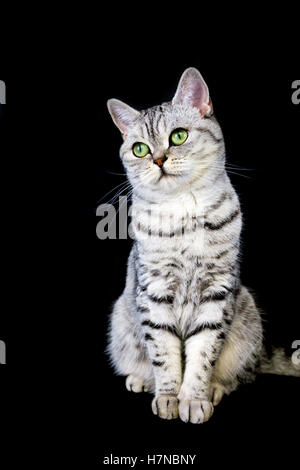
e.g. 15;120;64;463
106;68;300;424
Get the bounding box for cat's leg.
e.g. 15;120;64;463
108;293;155;393
178;277;235;423
145;315;182;420
178;305;224;423
107;246;155;393
210;286;263;405
137;282;182;420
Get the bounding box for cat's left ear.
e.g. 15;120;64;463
172;67;213;117
107;99;140;136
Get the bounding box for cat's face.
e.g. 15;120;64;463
108;68;225;200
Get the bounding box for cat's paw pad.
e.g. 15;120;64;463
126;375;149;393
178;399;214;424
151;395;179;420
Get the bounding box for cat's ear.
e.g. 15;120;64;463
172;67;213;117
107;99;140;136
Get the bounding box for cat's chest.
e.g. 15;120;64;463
138;244;211;298
132;202;208;254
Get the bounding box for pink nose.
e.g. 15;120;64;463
153;156;167;168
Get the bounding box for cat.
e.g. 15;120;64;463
106;68;300;423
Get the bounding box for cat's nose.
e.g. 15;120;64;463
153;156;168;168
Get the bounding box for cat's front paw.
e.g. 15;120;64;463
151;395;179;420
178;399;214;424
126;375;149;393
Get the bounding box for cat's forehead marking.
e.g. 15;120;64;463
139;104;170;142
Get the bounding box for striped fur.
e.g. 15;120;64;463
106;68;300;424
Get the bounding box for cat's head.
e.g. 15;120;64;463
107;68;225;201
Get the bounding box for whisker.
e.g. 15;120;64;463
97;180;129;204
226;170;252;179
105;170;127;176
106;179;146;233
225;163;254;171
107;183;132;205
226;167;254;172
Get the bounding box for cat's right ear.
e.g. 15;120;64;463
107;99;140;137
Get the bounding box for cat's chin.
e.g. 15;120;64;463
153;174;192;196
157;171;179;181
155;173;183;190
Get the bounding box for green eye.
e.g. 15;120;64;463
170;129;188;146
132;142;150;158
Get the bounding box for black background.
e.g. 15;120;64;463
1;19;300;468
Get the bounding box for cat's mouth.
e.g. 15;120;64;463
157;168;179;181
157;169;174;182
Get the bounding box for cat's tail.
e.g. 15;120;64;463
259;346;300;377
